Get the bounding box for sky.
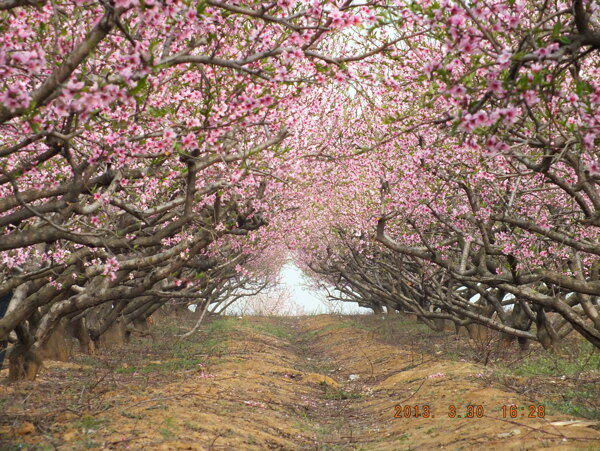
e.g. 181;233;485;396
275;263;371;315
222;262;372;315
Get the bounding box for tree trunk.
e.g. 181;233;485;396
0;340;6;372
71;317;96;354
96;318;129;349
8;325;42;382
499;301;533;349
38;319;73;362
466;323;489;341
0;291;10;371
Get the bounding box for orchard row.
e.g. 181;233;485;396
0;0;599;380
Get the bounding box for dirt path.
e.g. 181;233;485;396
1;315;599;450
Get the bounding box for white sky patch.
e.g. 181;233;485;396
279;263;371;314
222;263;372;315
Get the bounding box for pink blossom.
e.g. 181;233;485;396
535;43;559;59
185;9;196;21
362;7;377;26
448;84;466;98
423;60;440;76
500;106;519;125
114;0;138;8
458;38;476;54
448;11;466;28
163;128;176;140
329;9;346;28
483;136;510;156
69;99;83;113
471;5;486;19
1;86;30;112
590;88;600;105
66;80;84;92
427;372;446;379
487;79;504;95
496;49;512;67
346;15;362;27
523;90;539;106
259;95;274;106
48;278;63;290
244;400;266;408
103;257;120;281
583;133;596;149
119;67;134;81
507;15;520;29
181;133;196;149
333;71;346;83
11;51;37;67
530;62;543;73
278;0;293;11
473;110;489;126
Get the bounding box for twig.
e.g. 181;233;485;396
207;430;223;450
359;348;375;381
396;379;427;404
481;414;591;441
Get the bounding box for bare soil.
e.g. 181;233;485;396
1;314;599;450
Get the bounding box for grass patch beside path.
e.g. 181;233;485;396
348;313;600;421
319;381;362;400
495;340;600;420
114;315;237;374
249;321;293;340
509;341;600;377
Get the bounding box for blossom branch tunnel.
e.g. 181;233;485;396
1;0;600;382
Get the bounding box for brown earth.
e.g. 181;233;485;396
1;314;599;450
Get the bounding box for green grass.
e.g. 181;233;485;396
114;316;240;374
204;316;240;333
159;416;178;439
183;421;205;432
510;341;599;377
546;383;600;420
299;329;320;340
358;313;599;424
82;439;101;449
2;445;54;451
321;321;355;334
72;354;104;367
74;416;108;433
121;411;145;419
296;317;369;341
250;322;292;340
319;381;362;400
115;356;203;374
546;400;599;420
497;340;599;420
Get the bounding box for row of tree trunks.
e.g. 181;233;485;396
0;291;10;371
3;302;178;381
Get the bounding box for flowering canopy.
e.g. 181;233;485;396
1;0;599;381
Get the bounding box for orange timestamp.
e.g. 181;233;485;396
394;404;545;419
